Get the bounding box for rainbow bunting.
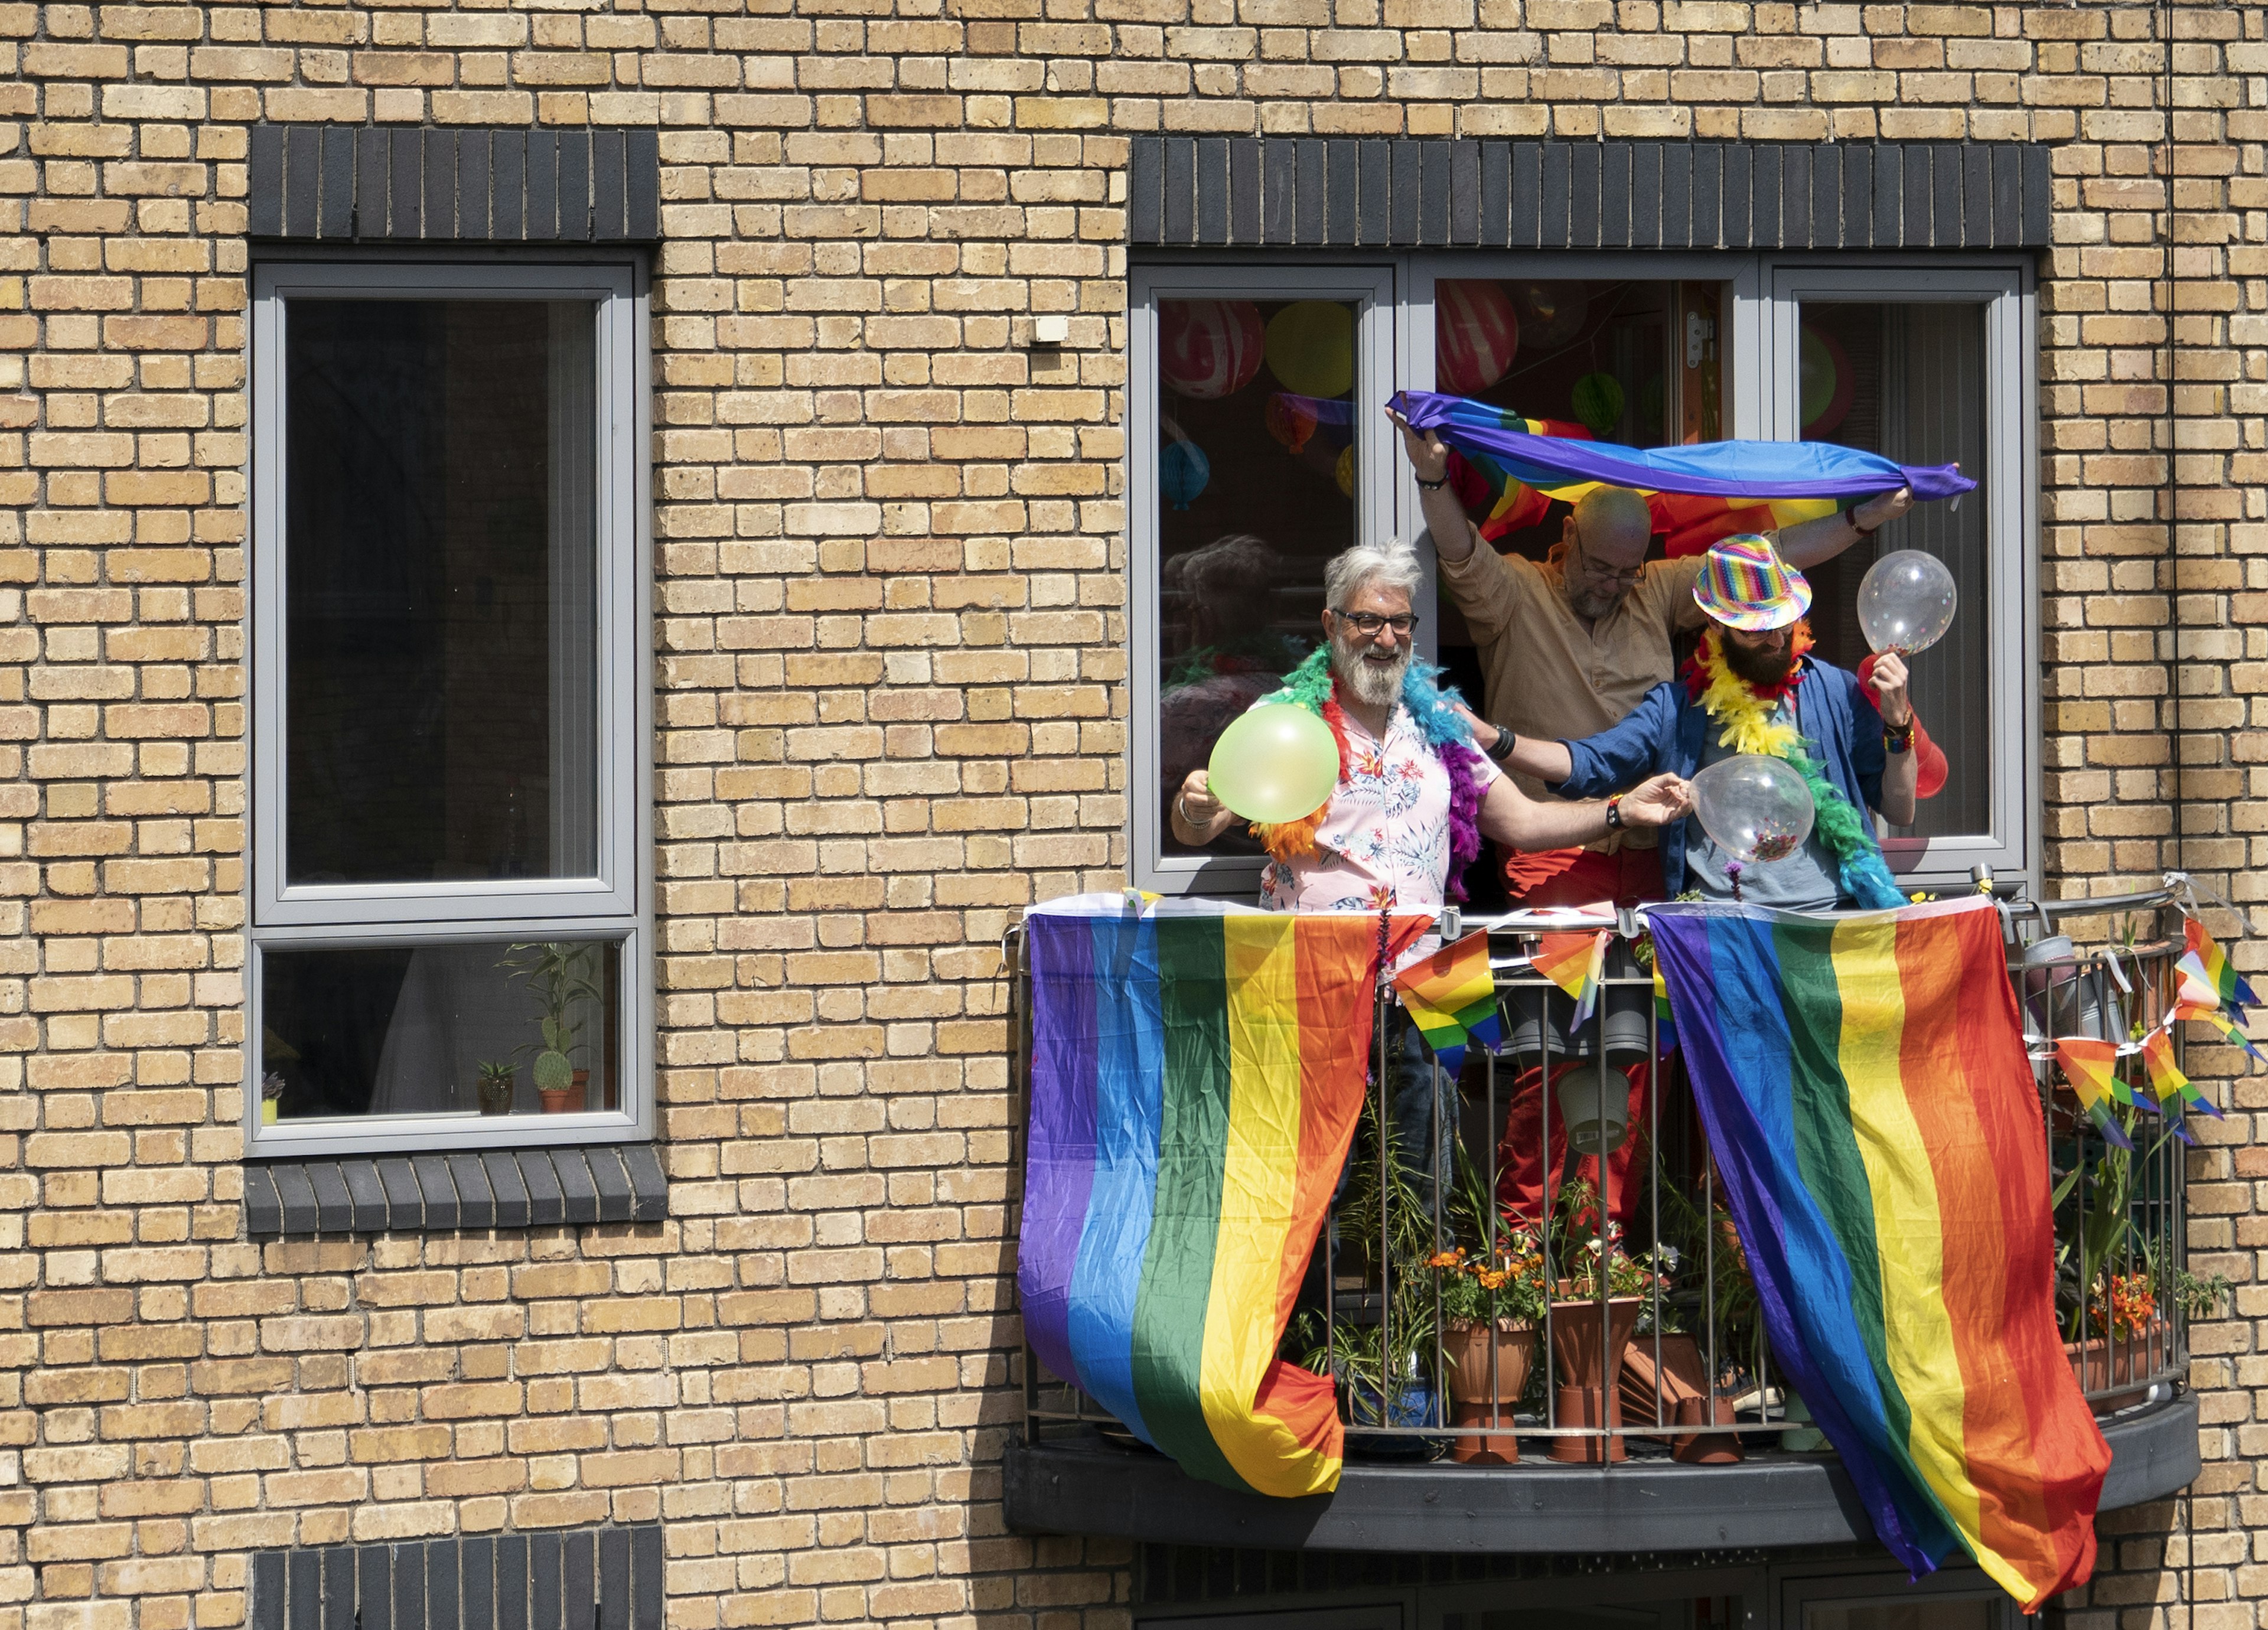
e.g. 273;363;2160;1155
1393;390;1976;555
1393;928;1501;1074
2183;1004;2264;1074
1650;896;2110;1609
2139;1028;2202;1143
1530;930;1608;1023
2175;915;2259;1021
1651;960;1679;1055
2052;1037;2133;1150
1018;896;1428;1498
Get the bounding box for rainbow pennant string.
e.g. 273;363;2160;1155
1651;896;2110;1609
1393;928;1501;1075
2139;1028;2208;1145
1530;930;1608;1024
2052;1037;2133;1151
2175;914;2260;1026
1018;896;1429;1498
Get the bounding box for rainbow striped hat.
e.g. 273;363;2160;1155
1692;533;1811;631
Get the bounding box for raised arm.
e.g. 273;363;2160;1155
1390;407;1482;566
1775;487;1915;570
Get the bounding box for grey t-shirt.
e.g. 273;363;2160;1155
1684;688;1846;911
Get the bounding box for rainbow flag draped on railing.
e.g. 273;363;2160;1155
1649;895;2109;1609
1393;389;1977;555
1018;896;1426;1498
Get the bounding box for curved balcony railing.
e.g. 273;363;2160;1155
1008;886;2203;1484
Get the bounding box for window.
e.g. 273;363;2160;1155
247;258;650;1155
1129;255;2035;896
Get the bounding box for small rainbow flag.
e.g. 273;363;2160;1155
1530;930;1608;1023
1392;390;1975;555
2052;1037;2133;1150
2175;915;2259;1021
1651;896;2110;1609
2183;1003;2264;1073
2139;1028;2205;1143
1651;960;1678;1054
1019;896;1428;1498
1393;928;1500;1074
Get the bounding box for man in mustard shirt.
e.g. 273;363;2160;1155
1390;409;1912;908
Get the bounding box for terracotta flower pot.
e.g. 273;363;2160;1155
1546;1294;1644;1464
1619;1333;1744;1464
2065;1319;2166;1413
539;1069;590;1116
1443;1321;1535;1465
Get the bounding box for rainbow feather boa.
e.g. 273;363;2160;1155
1249;646;1487;903
1684;628;1905;911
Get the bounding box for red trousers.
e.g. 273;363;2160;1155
1493;1058;1650;1227
1503;844;1665;908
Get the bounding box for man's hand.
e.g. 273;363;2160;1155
1451;702;1499;752
1616;774;1693;830
1866;651;1912;728
1387;406;1451;484
1852;486;1914;533
1177;768;1225;826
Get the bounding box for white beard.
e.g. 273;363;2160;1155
1333;633;1409;708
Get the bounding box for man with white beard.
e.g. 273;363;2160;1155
1170;542;1691;1208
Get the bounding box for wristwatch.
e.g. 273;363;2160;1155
1604;795;1625;832
1416;472;1449;491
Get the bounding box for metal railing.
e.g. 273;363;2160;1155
1013;887;2199;1466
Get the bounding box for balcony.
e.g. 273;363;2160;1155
1002;886;2207;1556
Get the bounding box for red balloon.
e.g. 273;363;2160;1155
1436;281;1520;396
1159;299;1265;399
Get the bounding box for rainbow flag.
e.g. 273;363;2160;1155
1393;927;1500;1074
2052;1037;2133;1150
2184;1003;2264;1072
1018;896;1428;1498
1650;896;2109;1609
2175;915;2258;1021
1531;930;1608;1023
1393;390;1976;555
2139;1028;2204;1143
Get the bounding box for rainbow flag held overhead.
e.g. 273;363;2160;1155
1393;928;1501;1074
1531;930;1608;1023
1018;896;1428;1498
1650;895;2110;1609
1393;390;1976;556
2175;915;2259;1022
2052;1037;2133;1150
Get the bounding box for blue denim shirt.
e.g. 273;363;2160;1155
1546;656;1889;901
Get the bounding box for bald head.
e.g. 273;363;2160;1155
1558;486;1654;619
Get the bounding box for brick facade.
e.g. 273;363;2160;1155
0;3;2253;1629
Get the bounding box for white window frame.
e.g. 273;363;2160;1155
245;253;653;1156
1129;263;1400;897
1764;259;2038;890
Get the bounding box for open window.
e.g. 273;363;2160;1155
247;257;651;1155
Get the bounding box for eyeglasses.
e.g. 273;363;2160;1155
1568;523;1644;588
1332;610;1420;635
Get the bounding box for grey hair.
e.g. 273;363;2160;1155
1323;542;1425;611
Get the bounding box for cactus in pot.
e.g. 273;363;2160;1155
499;942;602;1112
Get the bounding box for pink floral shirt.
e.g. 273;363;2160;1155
1258;703;1499;942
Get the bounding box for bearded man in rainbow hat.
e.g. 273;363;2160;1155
1494;535;1918;912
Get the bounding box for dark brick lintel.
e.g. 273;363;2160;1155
243;1146;666;1237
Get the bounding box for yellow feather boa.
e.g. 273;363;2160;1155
1693;633;1804;757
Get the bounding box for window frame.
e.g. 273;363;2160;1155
244;251;654;1157
1763;258;2038;890
1129;262;1402;898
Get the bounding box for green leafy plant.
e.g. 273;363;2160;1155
499;941;602;1093
1545;1176;1673;1302
1330;1088;1441;1401
477;1060;516;1091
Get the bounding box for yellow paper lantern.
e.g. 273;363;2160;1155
1265;301;1355;400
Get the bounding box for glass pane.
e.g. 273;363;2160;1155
1796;302;1990;840
259;938;621;1121
1804;1598;1995;1630
285;298;601;886
1155;296;1360;858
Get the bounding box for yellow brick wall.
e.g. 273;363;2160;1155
0;2;2255;1628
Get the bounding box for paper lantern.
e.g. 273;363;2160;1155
1514;281;1589;351
1159;299;1265;400
1264;300;1355;400
1571;371;1625;439
1266;392;1319;455
1160;438;1210;510
1800;324;1855;438
1334;443;1355;501
1435;281;1520;396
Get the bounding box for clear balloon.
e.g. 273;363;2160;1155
1856;549;1958;656
1206;705;1341;824
1692;753;1816;866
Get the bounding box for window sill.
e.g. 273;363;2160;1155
243;1145;666;1237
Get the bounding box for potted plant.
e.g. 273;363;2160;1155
1543;1177;1671;1465
475;1059;517;1117
1323;1093;1446;1459
500;942;602;1113
1433;1143;1546;1464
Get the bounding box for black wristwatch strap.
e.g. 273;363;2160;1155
1416;473;1449;491
1485;725;1518;763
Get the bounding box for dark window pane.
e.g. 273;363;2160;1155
1155;296;1358;856
1797;302;1990;840
285;298;599;886
260;938;621;1121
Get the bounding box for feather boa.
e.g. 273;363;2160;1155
1250;645;1487;903
1684;628;1905;911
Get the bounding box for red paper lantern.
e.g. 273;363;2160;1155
1435;281;1521;396
1158;299;1265;399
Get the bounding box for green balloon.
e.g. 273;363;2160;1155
1207;704;1341;824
